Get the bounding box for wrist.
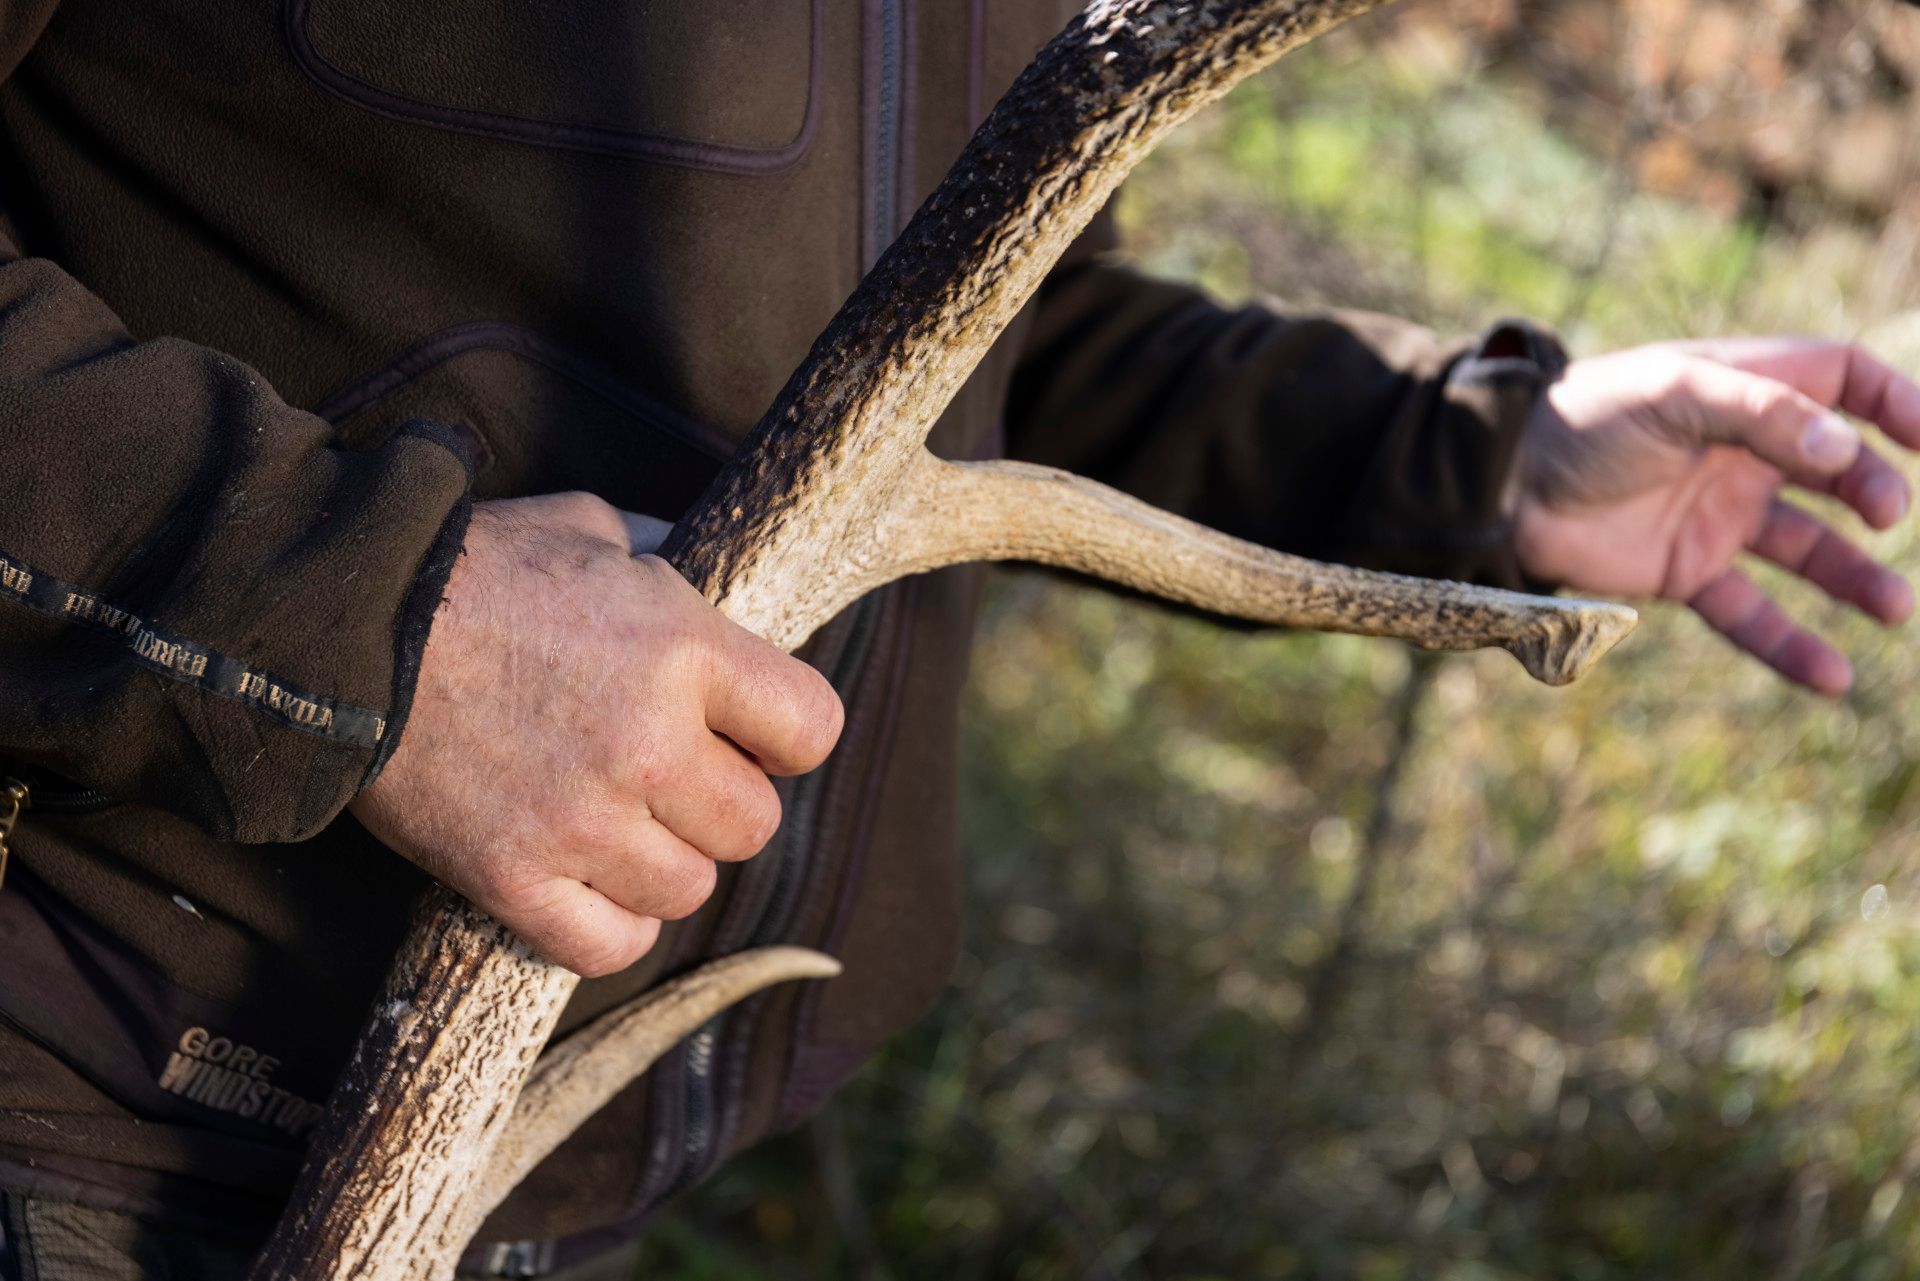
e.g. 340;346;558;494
1464;320;1571;594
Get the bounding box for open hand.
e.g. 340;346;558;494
350;493;843;976
1512;339;1920;695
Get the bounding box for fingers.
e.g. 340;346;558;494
1652;346;1919;696
580;822;720;922
494;809;717;976
1676;338;1920;452
646;736;785;862
1805;442;1911;531
702;629;844;777
1689;567;1853;697
1749;500;1915;625
362;500;842;981
1660;355;1863;481
501;786;744;979
505;879;663;978
617;554;843;778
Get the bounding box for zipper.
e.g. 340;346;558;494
20;781;117;814
477;1239;555;1279
0;768;118;814
631;6;915;1225
745;597;883;951
645;593;888;1212
873;0;904;255
675;1024;719;1191
593;9;916;1255
0;771;118;896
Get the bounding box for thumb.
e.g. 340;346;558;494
1658;354;1861;481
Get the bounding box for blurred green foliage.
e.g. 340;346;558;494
634;9;1920;1278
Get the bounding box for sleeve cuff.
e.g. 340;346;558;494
1337;317;1568;590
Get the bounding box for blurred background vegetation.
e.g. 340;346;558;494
637;2;1920;1276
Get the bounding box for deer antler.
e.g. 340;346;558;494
832;453;1632;686
249;2;1634;1277
463;947;844;1226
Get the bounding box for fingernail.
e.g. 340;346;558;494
1881;574;1915;624
1895;377;1920;427
1803;414;1860;468
1867;473;1910;525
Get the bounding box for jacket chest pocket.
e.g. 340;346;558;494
287;0;822;172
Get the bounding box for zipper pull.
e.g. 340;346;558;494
0;777;27;894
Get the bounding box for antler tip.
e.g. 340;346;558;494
755;945;844;982
1508;598;1638;686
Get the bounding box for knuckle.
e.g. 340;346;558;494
469;854;536;911
605;705;677;794
790;675;845;766
628;551;680;593
568;931;645;979
564;797;631;859
752;784;785;848
633;555;703;613
658;620;716;684
1748;382;1796;426
535;887;653;978
735;784;784;857
1647;353;1695;404
545;490;622;537
621;734;677;796
657;857;718;921
489;865;657;978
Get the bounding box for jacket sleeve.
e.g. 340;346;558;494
1004;213;1568;588
0;232;473;844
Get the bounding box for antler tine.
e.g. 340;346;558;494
901;457;1635;685
454;947;843;1233
731;453;1638;685
656;0;1624;672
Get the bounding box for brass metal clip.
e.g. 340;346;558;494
0;777;27;895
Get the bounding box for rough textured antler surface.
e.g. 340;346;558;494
246;899;572;1280
249;2;1635;1277
661;0;1392;645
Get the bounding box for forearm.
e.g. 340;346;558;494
1006;242;1566;586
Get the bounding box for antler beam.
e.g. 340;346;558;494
249;2;1633;1277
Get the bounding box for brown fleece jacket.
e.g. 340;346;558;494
0;0;1564;1272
